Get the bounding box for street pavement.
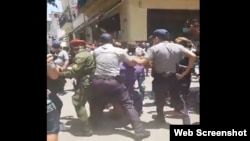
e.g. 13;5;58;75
58;76;200;141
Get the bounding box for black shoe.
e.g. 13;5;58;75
82;125;93;137
152;115;166;123
89;118;104;130
134;129;151;140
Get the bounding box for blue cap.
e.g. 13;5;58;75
151;29;170;38
100;33;112;41
52;40;61;47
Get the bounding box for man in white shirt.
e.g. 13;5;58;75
52;40;69;70
90;33;150;140
51;40;69;95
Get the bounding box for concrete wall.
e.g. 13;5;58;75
78;0;199;41
120;0;199;41
48;13;62;39
142;0;199;10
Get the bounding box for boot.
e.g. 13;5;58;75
152;114;166;123
81;123;93;137
88;116;104;130
133;122;150;140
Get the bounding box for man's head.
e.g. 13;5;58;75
183;19;200;40
99;33;113;44
127;42;137;54
150;29;170;45
175;37;193;48
51;40;61;53
190;19;200;31
70;39;86;53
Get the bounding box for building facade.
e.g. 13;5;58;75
47;12;66;46
74;0;199;43
59;0;79;43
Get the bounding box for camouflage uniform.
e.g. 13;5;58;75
61;49;95;123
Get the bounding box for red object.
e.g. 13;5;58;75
70;39;86;46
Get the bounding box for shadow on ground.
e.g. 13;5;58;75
60;114;134;139
142;120;170;129
60;111;170;139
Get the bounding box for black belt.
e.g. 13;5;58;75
161;72;175;78
93;75;118;80
153;72;175;79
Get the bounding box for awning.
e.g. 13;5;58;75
59;30;74;40
72;0;124;33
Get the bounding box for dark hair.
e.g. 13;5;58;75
185;19;200;28
128;47;135;54
191;19;199;24
126;42;136;54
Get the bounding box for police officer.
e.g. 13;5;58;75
59;39;95;136
133;29;197;124
90;33;150;140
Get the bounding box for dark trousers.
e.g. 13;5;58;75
58;77;66;92
91;78;143;132
126;82;143;114
50;94;63;117
152;74;186;117
179;76;191;96
135;73;145;99
47;102;60;134
131;91;143;114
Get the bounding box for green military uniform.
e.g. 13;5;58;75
61;49;95;123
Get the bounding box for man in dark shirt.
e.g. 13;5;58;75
175;37;193;100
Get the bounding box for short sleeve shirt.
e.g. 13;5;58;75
144;41;187;73
54;50;69;67
93;43;132;76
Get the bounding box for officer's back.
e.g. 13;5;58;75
75;49;95;74
149;41;185;74
91;33;150;140
133;29;197;123
94;35;132;76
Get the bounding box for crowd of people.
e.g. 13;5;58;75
47;19;200;141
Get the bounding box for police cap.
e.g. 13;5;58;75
100;33;112;41
150;29;170;39
52;40;61;48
